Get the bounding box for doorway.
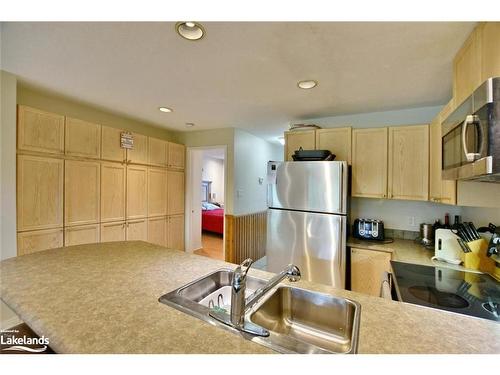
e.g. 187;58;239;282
185;146;227;261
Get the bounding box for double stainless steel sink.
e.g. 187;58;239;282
159;269;361;354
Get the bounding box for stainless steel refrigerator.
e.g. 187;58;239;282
266;161;347;288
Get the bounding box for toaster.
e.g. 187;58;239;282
353;218;385;241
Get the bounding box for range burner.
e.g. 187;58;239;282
391;261;500;322
408;285;469;309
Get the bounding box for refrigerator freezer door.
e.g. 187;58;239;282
266;209;346;288
267;161;347;215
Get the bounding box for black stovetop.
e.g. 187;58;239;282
391;261;500;322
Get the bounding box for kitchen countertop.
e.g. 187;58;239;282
1;241;499;354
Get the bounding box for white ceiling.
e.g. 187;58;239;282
1;22;475;143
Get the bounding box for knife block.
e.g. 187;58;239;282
462;239;495;273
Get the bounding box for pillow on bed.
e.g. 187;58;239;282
202;202;220;211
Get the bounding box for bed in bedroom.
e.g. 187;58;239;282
202;202;224;235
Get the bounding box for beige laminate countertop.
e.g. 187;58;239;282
1;241;499;354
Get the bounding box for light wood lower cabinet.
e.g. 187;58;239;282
17;105;65;154
101;162;126;222
148;216;167;246
167;215;184;250
126;219;148;241
351;128;388;198
17;155;64;231
148;168;167;217
100;221;126;242
284;130;316;161
351;247;392;297
127;165;148;219
17;228;64;256
65;117;101;159
167;171;185;215
65;160;101;226
388;125;429;201
64;224;100;246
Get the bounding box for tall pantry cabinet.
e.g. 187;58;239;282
16;105;186;255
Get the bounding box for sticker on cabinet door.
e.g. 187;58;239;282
120;131;134;149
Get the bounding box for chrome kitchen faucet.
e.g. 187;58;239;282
209;258;301;336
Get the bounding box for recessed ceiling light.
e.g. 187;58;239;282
185;123;195;128
297;80;318;89
176;22;205;41
159;107;173;113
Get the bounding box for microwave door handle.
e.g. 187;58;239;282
475;117;485;157
462;115;482;162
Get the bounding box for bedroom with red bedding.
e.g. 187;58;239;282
202;208;224;234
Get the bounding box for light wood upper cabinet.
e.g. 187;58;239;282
148;216;167;246
17;228;63;256
351;128;388;198
453;27;482;106
127;133;148;164
126;165;148;219
101;126;126;162
101;162;126;222
167;215;184;250
315;127;352;164
429;102;456;205
148;168;167;217
100;221;126;242
167;171;185;215
168;142;186;170
65;160;101;226
480;22;500;82
64;224;100;246
126;219;148;241
17;105;65;154
388;125;429;201
17;155;64;231
351;247;391;297
284;130;316;161
65;117;101;159
453;22;500;106
149;138;168;167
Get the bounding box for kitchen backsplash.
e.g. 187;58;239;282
350;197;498;232
384;228;419;240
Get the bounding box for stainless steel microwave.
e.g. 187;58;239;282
442;77;500;182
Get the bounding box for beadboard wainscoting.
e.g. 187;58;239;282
224;211;267;264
